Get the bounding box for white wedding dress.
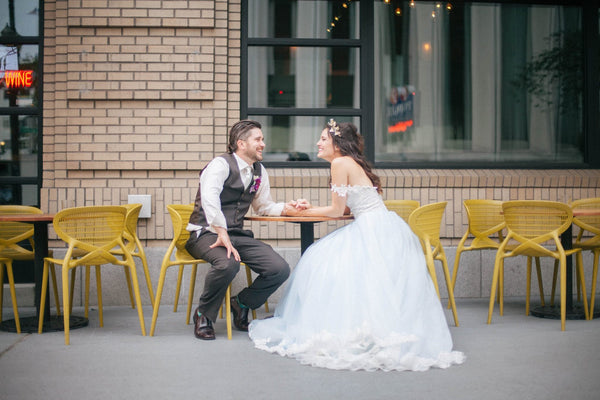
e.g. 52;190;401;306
248;185;465;372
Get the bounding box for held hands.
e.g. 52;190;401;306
282;199;311;216
210;226;241;261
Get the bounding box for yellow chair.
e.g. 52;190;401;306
384;199;420;223
38;205;146;344
0;257;20;332
565;198;600;317
112;203;155;306
408;201;459;326
0;205;61;333
68;204;155;318
150;204;215;336
451;200;505;295
487;200;588;331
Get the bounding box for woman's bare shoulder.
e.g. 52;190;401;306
331;156;356;169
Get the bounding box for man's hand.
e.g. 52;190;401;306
282;202;301;216
293;199;311;210
210;226;240;261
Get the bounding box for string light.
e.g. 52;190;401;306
409;1;415;7
395;7;402;16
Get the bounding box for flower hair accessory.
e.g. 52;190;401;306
328;118;341;137
249;175;261;193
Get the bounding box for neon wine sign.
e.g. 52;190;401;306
1;70;34;88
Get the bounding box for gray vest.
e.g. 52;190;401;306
189;153;262;236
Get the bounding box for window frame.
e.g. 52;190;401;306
0;0;44;204
241;0;598;169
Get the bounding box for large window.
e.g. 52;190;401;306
0;0;42;205
242;0;599;167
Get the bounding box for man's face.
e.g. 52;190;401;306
237;128;265;164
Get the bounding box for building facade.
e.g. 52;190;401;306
2;0;600;305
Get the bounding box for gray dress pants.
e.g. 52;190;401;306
185;230;290;323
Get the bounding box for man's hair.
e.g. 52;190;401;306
227;120;262;153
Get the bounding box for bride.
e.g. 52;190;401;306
248;120;465;372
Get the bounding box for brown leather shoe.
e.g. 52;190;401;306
230;296;249;332
193;307;215;340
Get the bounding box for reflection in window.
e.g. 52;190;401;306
248;0;359;39
248;46;359;109
375;1;583;163
249;115;361;162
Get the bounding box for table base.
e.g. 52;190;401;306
0;315;89;333
530;304;600;320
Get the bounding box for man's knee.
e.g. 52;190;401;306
274;261;290;284
212;257;241;277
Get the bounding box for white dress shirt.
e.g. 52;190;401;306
187;153;284;235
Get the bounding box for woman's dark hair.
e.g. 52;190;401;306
227;120;262;153
327;120;382;194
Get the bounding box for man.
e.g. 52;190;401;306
185;120;300;340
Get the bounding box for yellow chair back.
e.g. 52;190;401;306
384;199;420;222
408;201;459;326
463;199;505;248
571;198;600;248
0;205;43;260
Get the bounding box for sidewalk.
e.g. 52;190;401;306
1;298;600;400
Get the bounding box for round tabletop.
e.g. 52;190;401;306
245;215;354;222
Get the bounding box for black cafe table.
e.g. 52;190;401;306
0;213;88;333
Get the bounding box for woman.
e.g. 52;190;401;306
248;120;465;372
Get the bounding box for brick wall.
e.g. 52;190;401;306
41;1;600;248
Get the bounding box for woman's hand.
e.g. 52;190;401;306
293;199;311;210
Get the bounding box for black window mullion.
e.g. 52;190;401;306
361;0;375;163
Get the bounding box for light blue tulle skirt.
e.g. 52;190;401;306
249;208;465;372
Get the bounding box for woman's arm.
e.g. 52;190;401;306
290;158;349;218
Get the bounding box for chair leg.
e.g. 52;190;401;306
123;265;135;309
49;264;62;316
589;251;599;319
94;266;104;327
0;262;4;323
575;251;589;320
535;257;545;306
439;250;459;326
69;268;76;315
526;257;532;316
62;266;72;345
4;261;21;334
125;260;146;336
560;255;567;331
499;263;504;316
186;264;198;325
225;284;232;340
85;266;91;318
173;265;184;312
37;260;51;334
550;260;559;306
245;265;258;320
150;264;170;336
136;246;155;306
448;243;465;309
487;256;503;325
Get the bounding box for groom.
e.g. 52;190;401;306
185;120;300;340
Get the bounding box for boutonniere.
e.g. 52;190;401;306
249;175;261;193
